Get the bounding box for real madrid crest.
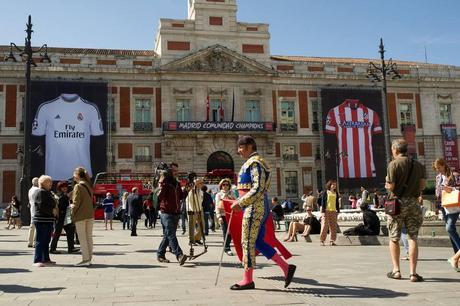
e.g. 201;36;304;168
77;113;84;121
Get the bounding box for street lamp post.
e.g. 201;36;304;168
6;15;50;225
368;38;400;164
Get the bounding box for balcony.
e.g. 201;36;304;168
134;122;153;132
135;155;152;163
280;123;298;132
283;154;298;161
163;121;275;132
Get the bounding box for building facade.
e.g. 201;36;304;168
1;0;460;204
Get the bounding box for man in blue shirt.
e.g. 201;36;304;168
102;192;115;230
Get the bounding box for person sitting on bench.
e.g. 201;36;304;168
283;206;321;242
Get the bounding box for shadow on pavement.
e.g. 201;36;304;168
135;249;158;253
0;268;31;274
0;285;64;294
0;251;31;256
192;261;273;269
87;264;165;269
93;243;131;246
418;258;449;262
92;251;125;256
258;276;409;298
423;277;460;283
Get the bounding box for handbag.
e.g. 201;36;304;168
441;189;460;208
64;206;73;226
385;159;414;216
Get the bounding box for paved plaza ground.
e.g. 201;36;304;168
0;220;459;306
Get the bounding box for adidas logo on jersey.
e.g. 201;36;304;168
54;114;61;119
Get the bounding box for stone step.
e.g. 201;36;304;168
292;233;452;247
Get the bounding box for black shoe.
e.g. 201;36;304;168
68;248;80;254
157;257;170;263
284;265;297;288
49;250;61;254
230;282;255;290
178;254;187;266
181;231;186;235
131;233;137;236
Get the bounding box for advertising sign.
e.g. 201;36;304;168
29;81;107;181
441;124;459;171
321;88;386;190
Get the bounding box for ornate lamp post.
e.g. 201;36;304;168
367;38;401;163
5;15;50;225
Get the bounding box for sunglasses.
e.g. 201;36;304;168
222;184;230;186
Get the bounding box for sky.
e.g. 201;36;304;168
1;0;459;66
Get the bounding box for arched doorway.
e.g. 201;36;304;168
207;151;234;173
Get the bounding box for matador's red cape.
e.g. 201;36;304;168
223;198;292;261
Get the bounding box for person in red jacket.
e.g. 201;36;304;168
157;162;188;265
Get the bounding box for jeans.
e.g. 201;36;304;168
203;212;210;235
442;209;460;253
34;222;53;263
157;213;183;259
221;218;232;251
180;211;187;233
122;209;130;230
401;226;409;256
75;219;94;262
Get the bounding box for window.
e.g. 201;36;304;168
311;99;319;131
176;100;191;121
285;171;298;196
245;100;260;122
135;99;151;123
282;145;297;161
399;103;413;125
211;99;225;122
440;104;452;124
135;146;151;162
280;101;295;124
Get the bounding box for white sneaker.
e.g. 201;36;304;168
225;250;234;256
75;260;91;267
32;262;45;267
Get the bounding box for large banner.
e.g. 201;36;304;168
441;124;459;171
321;88;386;191
29;81;107;181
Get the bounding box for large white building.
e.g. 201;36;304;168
1;0;460;204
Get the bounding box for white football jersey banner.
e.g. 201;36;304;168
325;99;382;179
32;93;104;180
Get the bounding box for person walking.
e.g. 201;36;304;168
157;162;188;265
433;158;460;254
7;196;22;229
215;178;235;256
202;185;213;236
143;193;154;229
385;139;425;282
127;187;143;236
72;167;95;267
319;180;340;246
50;181;78;254
120;192;130;230
102;192;115;230
27;177;40;247
32;175;56;267
230;136;296;290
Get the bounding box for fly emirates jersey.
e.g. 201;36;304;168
32;94;104;180
325;99;382;178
